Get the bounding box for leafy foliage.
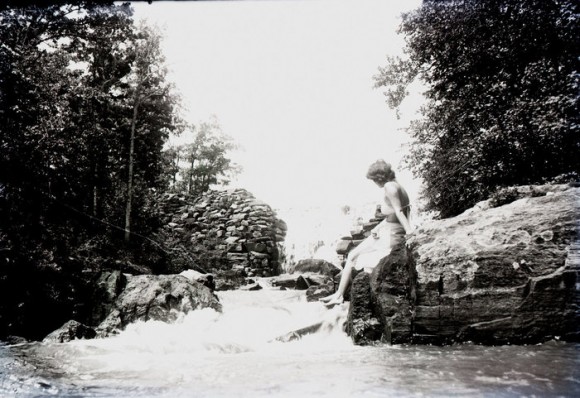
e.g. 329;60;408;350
164;119;241;196
0;3;181;269
375;0;580;218
0;1;187;338
122;22;182;241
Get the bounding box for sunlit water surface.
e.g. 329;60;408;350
1;287;578;397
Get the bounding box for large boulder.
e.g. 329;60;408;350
96;274;221;337
90;271;127;326
368;243;415;344
43;320;96;343
349;185;579;345
287;259;341;277
180;269;216;291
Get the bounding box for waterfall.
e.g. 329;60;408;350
23;288;352;385
86;288;351;356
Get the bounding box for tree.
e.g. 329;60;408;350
0;2;131;254
0;2;182;253
122;22;180;242
0;1;191;339
73;5;135;220
375;0;579;218
164;119;241;196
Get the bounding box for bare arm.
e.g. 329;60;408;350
384;183;413;234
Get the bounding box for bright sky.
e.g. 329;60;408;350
130;0;424;211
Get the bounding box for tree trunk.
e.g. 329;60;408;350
172;151;179;189
124;96;140;242
93;161;98;217
188;155;195;195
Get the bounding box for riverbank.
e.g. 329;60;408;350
348;184;579;345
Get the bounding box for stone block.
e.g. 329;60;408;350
336;239;353;255
250;251;269;259
414;305;439;320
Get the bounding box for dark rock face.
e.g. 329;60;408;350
346;272;382;345
96;274;221;337
43;320;96;343
369;243;416;344
348;185;579;345
90;271;127;326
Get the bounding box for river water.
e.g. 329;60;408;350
1;287;578;397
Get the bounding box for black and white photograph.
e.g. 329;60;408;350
0;0;578;396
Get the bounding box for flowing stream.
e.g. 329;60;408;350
1;286;578;397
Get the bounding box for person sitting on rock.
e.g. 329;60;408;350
320;160;414;306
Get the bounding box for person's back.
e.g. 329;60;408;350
382;180;410;222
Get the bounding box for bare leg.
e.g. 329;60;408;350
320;235;381;305
319;256;356;304
323;259;354;306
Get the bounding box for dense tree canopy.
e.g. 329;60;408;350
375;0;579;218
0;2;180;266
0;1;244;339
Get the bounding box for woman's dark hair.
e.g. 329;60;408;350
366;159;396;183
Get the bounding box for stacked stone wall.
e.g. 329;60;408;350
159;189;287;277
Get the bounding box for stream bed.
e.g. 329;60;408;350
1;288;578;397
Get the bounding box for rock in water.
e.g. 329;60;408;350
90;271;127;326
349;185;579;345
96;274;221;337
288;259;341;277
180;269;215;291
305;282;335;302
43;320;96;343
347;272;383;345
273;322;323;343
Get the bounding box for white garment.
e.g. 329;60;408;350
352;222;392;272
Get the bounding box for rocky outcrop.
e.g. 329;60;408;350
348;184;579;345
43;320;96;343
90;270;127;326
158;189;287;277
96;274;221;337
346;272;382;345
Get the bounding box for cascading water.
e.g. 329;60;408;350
1;284;579;397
